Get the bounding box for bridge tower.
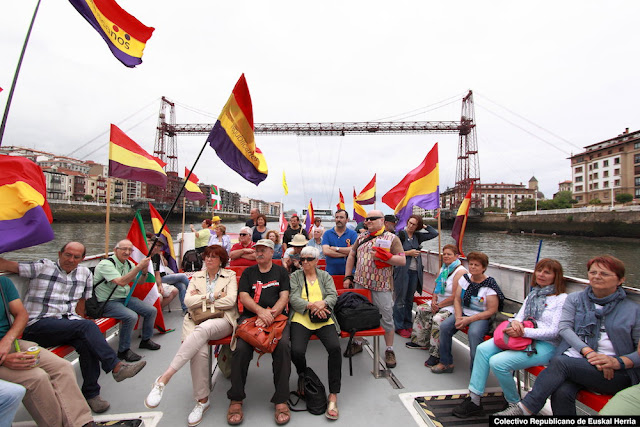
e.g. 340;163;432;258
153;97;178;173
454;91;481;208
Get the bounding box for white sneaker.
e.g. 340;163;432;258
144;377;165;409
188;400;210;426
495;402;524;416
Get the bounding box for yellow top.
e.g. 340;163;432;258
291;278;334;330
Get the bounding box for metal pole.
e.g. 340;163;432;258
0;0;42;146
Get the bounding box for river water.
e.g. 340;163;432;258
6;221;639;287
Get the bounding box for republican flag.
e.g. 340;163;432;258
355;174;376;205
353;188;366;223
282;171;289;196
0;155;54;253
451;182;474;257
304;199;314;234
109;124;167;187
279;210;288;233
125;210;167;332
68;0;154;67
69;0;155;68
336;189;345;211
148;203;178;273
211;185;221;210
207;74;268;185
382;143;439;230
184;168;205;200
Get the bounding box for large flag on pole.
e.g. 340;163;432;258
354;174;376;205
336;189;345;211
451;182;474;257
279;210;288;233
184;168;205;200
148;203;178;273
382;143;440;230
109;124;167;187
353;188;366;223
125;210;167;332
211;185;221;210
206;74;268;185
282;171;289;195
304;199;314;234
68;0;154;68
0;155;54;253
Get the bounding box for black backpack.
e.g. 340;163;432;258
334;292;381;375
288;367;327;415
181;249;202;272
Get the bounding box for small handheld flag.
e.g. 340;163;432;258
184;168;205;201
451;182;474;257
336;189;345;211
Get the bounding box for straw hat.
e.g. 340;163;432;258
289;234;309;247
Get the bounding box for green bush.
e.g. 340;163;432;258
615;193;633;204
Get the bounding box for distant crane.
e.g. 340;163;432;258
154;91;481;208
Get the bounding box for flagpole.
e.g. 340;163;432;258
104;178;112;258
180;196;186;266
437;207;442;268
0;0;41;146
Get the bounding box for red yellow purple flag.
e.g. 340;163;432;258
382;143;439;230
355;174;376;205
207;74;268;185
148;203;178;273
68;0;154;67
109;124;167;187
184;168;205;201
0;155;54;253
336;189;345;211
353;188;366;223
451;182;474;257
305;199;315;234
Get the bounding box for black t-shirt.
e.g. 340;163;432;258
245;219;256;227
151;254;165;277
283;226;309;245
238;264;290;319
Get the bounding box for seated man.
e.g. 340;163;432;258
229;227;257;267
0;275;98;426
227;239;291;426
93;239;160;362
0;242;146;413
148;236;188;315
283;234;308;273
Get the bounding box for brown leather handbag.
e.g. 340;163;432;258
189;298;224;325
236;313;288;356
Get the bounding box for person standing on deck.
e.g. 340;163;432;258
307;226;326;259
343;210;406;369
0;242;146;414
282;213;309;252
322;209;358;276
191;219;213;255
245;208;259;228
384;214;398;233
93;239;161;362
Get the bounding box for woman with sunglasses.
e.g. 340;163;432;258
229;227;257;267
289;246;341;420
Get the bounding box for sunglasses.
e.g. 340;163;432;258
300;257;316;262
239;233;249;236
364;216;382;222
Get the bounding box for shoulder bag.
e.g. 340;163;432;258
85;258;122;319
493;317;538;356
303;271;332;323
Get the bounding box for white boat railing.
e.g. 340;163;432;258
516;205;640;216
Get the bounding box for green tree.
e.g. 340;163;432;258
588;198;602;205
553;191;577;208
615;193;633;204
84;194;94;202
483;206;505;213
515;198;535;212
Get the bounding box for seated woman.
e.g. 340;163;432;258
306;227;326;259
251;214;269;242
208;224;232;254
0;276;95;427
432;251;504;374
498;255;640;416
191;219;213;254
406;244;467;368
283;234;308;273
453;258;567;417
289;246;341;420
148;236;188;315
144;245;239;426
229;227;257;267
266;229;283;260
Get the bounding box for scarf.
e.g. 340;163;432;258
574;285;626;351
434;259;461;295
462;274;505;312
523;285;556;320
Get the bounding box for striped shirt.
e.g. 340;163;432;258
18;259;93;326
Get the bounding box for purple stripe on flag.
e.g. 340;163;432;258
357;197;375;205
0;206;54;254
395;191;439;230
207;121;267;186
109;160;167;187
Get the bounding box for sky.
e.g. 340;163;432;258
2;1;640;214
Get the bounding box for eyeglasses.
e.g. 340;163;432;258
364;216;382;222
588;271;616;278
239;233;249;236
300;257;316;262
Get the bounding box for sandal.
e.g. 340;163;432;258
431;363;454;374
325;400;339;420
275;403;290;425
227;401;243;425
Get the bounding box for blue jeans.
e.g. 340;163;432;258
439;314;489;369
469;338;557;403
393;269;419;330
102;297;157;353
23;317;119;399
521;354;632;415
161;273;189;311
0;379;25;427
